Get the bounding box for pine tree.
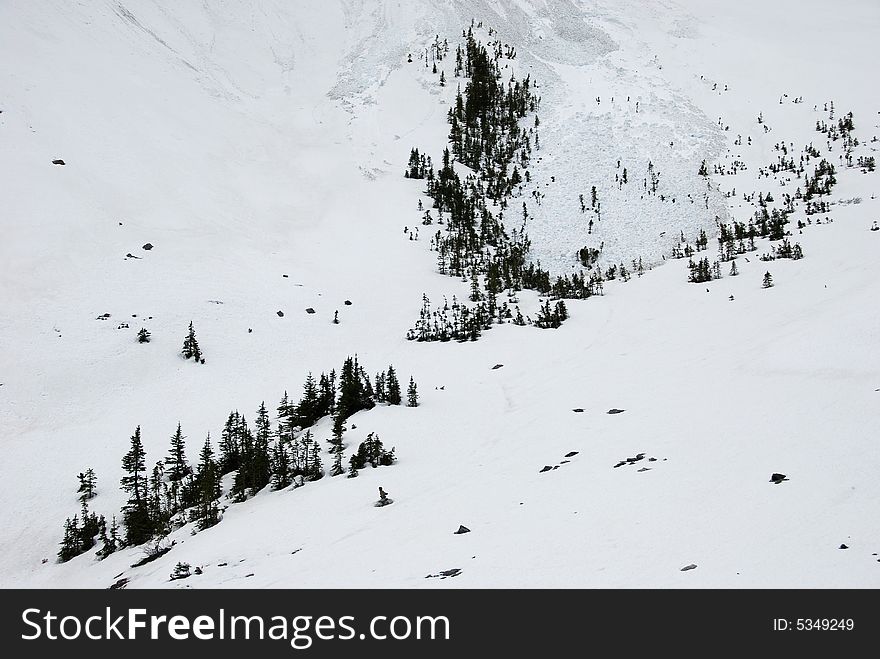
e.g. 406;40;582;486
271;430;292;490
386;366;401;405
164;423;189;482
120;426;153;546
77;468;97;503
181;321;202;362
136;328;151;343
97;515;121;559
58;516;81;563
251;402;273;494
192;435;221;530
218;411;242;475
762;271;774;288
407;377;419;407
730;261;739;276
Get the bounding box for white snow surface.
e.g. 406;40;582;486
1;0;879;588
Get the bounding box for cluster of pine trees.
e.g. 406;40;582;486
58;357;417;562
405;29;602;341
405;148;433;179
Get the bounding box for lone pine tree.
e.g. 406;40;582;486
181;321;203;363
407;376;419;407
136;328;151;343
77;468;97;503
762;271;774;288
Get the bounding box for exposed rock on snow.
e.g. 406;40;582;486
454;525;470;534
770;473;789;484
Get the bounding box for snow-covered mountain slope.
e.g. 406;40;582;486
1;0;878;588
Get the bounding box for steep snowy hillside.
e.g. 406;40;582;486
0;0;878;589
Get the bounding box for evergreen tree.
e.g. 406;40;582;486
218;412;239;474
271;429;293;490
192;435;221;530
164;423;190;482
181;321;202;362
251;402;273;494
97;515;121;559
349;433;396;471
77;468;97;503
58;516;81;563
407;377;419;407
136;328;151;343
762;271;774;288
120;426;153;545
386;366;402;405
328;425;345;477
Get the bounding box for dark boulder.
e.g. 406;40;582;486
454;525;471;535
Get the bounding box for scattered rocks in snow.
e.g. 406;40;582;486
142;243;153;251
277;310;284;317
108;578;129;589
454;525;471;535
680;564;697;572
52;159;65;165
217;562;228;567
564;451;579;458
125;253;141;259
769;473;789;484
282;274;289;278
572;408;584;413
839;544;849;550
96;313;111;320
194;566;202;575
245;573;254;578
248;328;252;333
607;408;625;414
491;363;504;370
305;307;316;314
344;300;352;305
375;486;393;507
291;548;302;555
539;465;553;473
637;467;651;472
426;568;462;579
